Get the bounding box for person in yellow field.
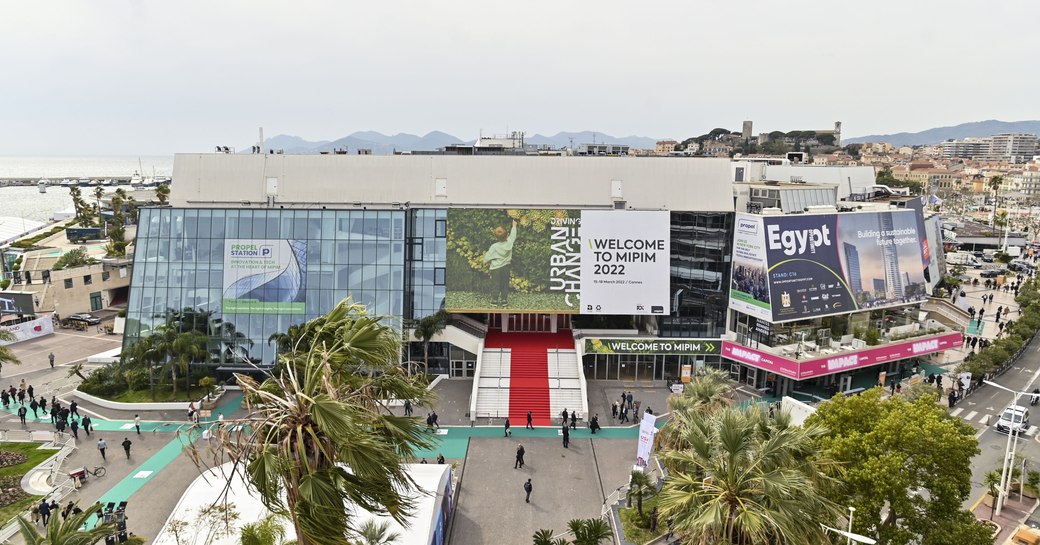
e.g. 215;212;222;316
483;218;517;307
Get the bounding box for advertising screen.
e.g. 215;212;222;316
222;239;307;314
445;209;670;314
0;292;36;315
729;210;928;323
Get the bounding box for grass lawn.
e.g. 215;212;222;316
618;495;662;545
0;442;59;525
97;386;214;404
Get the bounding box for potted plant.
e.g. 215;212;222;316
199;376;220;408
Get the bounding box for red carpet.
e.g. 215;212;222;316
485;330;573;426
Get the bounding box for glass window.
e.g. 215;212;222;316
83;275;92;285
102;271;110;281
64;278;73;289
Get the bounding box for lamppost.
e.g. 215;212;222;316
983;380;1032;516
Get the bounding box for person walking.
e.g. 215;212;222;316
526;410;533;429
627;391;634;409
504;417;511;437
70;419;79;440
431;411;439;429
121;437;132;459
69;400;79;418
590;414;600;434
515;444;525;469
29;399;39;419
561;408;569;425
82;415;92;437
404;400;412;417
97;438;107;461
17;388;25;405
48;353;54;369
17;406;26;425
562;424;570;448
39;396;46;412
523;478;533;503
570;410;577;430
134;414;141;434
612;401;619;420
26;384;33;400
38;499;51;526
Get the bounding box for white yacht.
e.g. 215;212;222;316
37;179;48;193
129;171;143;186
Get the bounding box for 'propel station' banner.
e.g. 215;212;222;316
445;209;669;314
729;210;928;323
222;239;308;314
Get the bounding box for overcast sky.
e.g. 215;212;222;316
1;1;1036;155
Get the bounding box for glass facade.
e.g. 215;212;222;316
660;212;734;338
406;209;447;320
126;207;406;368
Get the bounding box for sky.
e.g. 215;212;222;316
1;0;1037;155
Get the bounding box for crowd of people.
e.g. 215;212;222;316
2;379;94;439
731;264;769;304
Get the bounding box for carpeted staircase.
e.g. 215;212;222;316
484;330;573;426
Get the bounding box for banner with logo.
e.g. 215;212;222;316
222;239;307;314
584;338;720;355
636;412;658;468
0;316;54;344
445;209;670;314
721;332;961;379
730;210;928;323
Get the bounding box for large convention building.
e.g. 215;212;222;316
123;153;961;424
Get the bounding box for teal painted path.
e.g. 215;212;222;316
412;424;643;459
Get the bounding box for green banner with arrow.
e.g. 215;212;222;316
584;338;721;356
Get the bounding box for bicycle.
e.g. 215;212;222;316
88;466;105;478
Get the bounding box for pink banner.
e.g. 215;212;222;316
722;331;963;380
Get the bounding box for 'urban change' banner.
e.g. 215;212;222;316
445;209;670;314
729;210;928;323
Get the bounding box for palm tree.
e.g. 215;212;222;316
155;183;171;205
627;471;655;517
0;330;21;368
355;519;401;545
92;186;105;227
67;363;87;381
532;529;567;545
190;298;435;545
568;518;612;545
658;406;843;545
659;368;732;455
984;470;1002;520
169;330;208;397
16;507;115;545
411;310;447;376
240;517;291;545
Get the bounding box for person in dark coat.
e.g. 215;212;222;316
524;478;533;503
27;384;33;400
29;399;38;419
504;418;511;437
70;419;79;440
17;406;26;425
561;408;569;424
38;499;51;526
526;411;534;429
590;414;600;434
515;444;525;469
403;400;412;417
562;424;570;448
81;415;92;437
570;411;577;430
121;437;132;459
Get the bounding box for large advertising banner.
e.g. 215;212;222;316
0;316;53;344
580;211;670;315
729;210;928;323
0;292;36;315
584;338;720;355
445;209;670;314
721;332;961;379
636;412;658;468
222;239;307;314
729;214;772;321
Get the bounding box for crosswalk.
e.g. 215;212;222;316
950;407;1039;436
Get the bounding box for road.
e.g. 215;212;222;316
951;337;1040;508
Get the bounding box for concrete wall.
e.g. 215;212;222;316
51;263;131;316
170;154;735;212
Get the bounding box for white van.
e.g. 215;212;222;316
946;252;981;268
997;405;1030;435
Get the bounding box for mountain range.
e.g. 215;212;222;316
252;131;662;155
845;120;1040;146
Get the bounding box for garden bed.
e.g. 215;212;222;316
0;443;56;525
618;495;662;545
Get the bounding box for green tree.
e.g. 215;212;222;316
807;389;987;545
241;517;291;545
412;310;447;376
659;368;732;455
983;470;1001;521
626;471;655;517
156;183;171;205
355;519;401;545
16;506;115;545
658;406;843;545
52;247;97;271
567;518;612;545
191;298;435;545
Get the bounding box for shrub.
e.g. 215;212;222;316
0;279;9;289
123;367;150;391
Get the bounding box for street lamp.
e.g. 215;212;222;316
983;380;1032;517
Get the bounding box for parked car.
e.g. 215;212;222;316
980;269;1006;278
66;313;101;325
980;254;995;262
996;405;1030;435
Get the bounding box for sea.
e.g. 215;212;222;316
0;156;173;223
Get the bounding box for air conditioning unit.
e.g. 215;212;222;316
614;201;627;210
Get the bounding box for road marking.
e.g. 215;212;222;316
979;414;991;424
951;408;964;417
965;410;978;420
